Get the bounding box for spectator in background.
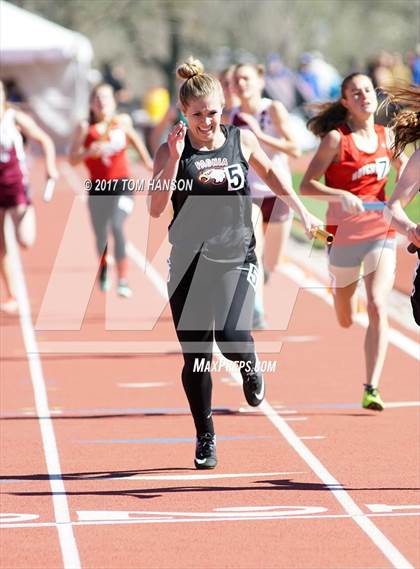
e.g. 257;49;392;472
297;53;320;101
410;45;420;85
368;51;397;125
102;62;134;109
391;53;412;86
264;53;300;111
368;51;394;90
301;51;341;100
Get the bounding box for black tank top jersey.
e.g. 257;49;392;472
169;124;256;263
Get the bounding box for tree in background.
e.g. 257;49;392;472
10;0;420;100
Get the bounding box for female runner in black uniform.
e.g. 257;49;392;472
149;58;321;469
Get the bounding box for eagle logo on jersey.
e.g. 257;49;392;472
199;168;226;185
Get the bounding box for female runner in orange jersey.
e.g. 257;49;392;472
70;83;153;297
301;73;407;410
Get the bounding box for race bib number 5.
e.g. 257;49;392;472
225;163;245;191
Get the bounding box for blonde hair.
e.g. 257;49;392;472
385;85;420;156
176;57;224;109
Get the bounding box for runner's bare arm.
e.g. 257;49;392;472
236;102;300;157
267;101;301;157
300;130;365;213
386;127;409;181
16;111;58;179
240;129;320;238
118;114;153;170
68;121;91;166
385;148;420;245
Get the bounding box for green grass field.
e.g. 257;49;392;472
290;167;420;246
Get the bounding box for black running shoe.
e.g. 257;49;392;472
99;263;110;292
241;368;265;407
194;433;217;470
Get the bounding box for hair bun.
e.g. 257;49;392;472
176;57;204;80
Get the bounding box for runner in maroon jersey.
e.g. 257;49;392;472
231;63;301;328
0;80;58;313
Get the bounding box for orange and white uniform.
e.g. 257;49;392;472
84;119;130;182
325;123;395;245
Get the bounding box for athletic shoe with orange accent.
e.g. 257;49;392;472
194;433;217;469
362;385;384;411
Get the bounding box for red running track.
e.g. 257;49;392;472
0;159;419;569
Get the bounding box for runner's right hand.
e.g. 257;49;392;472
408;225;420;248
168;121;187;160
87;141;107;158
340;192;365;214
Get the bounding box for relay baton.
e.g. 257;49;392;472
43;178;56;202
314;228;334;245
363;201;386;211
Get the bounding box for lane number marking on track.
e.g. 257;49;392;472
1;506;420;529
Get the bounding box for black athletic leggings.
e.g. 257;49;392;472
168;249;258;436
412;252;420;326
88;190;133;260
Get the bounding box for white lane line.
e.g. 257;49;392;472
129;242;415;569
385;401;420;409
110;471;304;481
2;511;420;530
126;241;168;298
236;381;414;569
59;162;87;198
300;436;326;440
6;217;81;569
367;504;420;513
280;263;419;361
117;382;168;388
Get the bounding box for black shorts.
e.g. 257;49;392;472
252;196;291;223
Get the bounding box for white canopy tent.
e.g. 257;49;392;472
0;1;93;150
